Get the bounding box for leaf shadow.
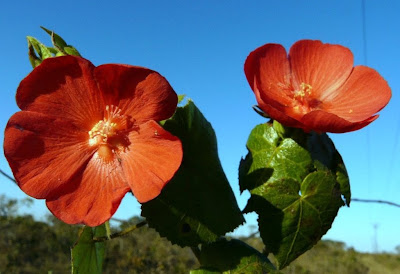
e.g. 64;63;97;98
239;152;274;192
244;193;284;255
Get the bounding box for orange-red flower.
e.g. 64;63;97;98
4;56;183;226
245;40;391;133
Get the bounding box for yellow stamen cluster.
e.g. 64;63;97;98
88;120;117;145
88;105;125;147
294;83;313;99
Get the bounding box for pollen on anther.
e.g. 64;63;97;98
294;83;313;99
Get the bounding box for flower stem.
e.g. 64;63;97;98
92;220;147;242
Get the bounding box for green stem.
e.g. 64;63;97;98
92;220;147;242
105;221;112;240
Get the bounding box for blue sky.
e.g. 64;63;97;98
1;0;399;253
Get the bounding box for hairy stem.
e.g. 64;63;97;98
93;220;147;242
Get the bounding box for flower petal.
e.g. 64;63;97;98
120;120;182;203
16;56;104;130
324;66;391;122
289;40;354;101
253;81;304;128
301;110;378;133
94;64;177;123
244;43;293;108
46;154;130;226
4;111;93;199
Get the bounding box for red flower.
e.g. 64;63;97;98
244;40;391;133
4;56;183;226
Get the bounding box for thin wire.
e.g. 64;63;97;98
362;0;368;64
386;123;400;196
352;198;400;208
361;0;374;215
0;169;17;184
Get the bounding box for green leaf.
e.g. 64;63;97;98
178;94;186;104
193;238;276;273
306;131;351;206
27;36;53;68
141;100;244;247
63;46;81;56
47;47;58;55
336;162;350;206
38;26;81;57
41;26;68;48
239;123;349;269
71;225;106;274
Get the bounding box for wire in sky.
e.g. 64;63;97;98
0;168;16;184
361;0;373;212
352;198;400;209
361;0;368;64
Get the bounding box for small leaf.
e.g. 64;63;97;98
178;94;186;104
64;46;81;56
47;47;58;55
194;238;276;273
239;122;349;269
27;44;42;68
71;225;106;274
27;36;53;68
40;26;81;57
41;26;68;48
141;100;244;247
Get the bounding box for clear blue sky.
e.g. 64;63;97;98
1;0;399;253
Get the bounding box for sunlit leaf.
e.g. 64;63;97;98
178;94;186;104
142;100;244;247
71;225;106;274
27;36;52;68
41;26;68;47
64;46;81;56
239;122;350;269
40;26;81;57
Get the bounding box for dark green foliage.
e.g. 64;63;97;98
142;101;244;247
0;202;78;273
239;237;400;274
195;238;276;273
0;196;399;273
0;196;198;273
103;217;198;273
280;240;400;274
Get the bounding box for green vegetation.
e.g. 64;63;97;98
0;195;198;273
0;195;399;273
242;236;400;274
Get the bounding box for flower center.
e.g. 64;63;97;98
288;83;321;118
294;83;312;99
88;105;131;161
